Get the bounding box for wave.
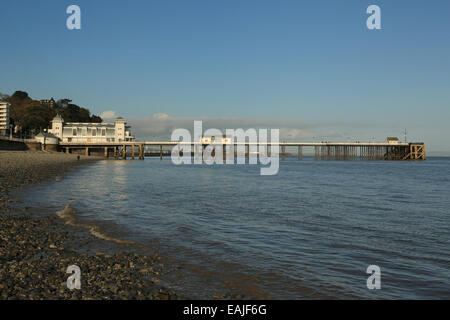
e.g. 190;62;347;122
56;203;134;245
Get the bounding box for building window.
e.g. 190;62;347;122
73;129;77;136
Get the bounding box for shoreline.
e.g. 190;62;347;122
0;150;182;300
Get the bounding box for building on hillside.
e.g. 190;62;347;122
40;98;56;108
0;102;11;135
48;114;134;143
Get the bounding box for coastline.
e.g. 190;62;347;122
0;150;181;300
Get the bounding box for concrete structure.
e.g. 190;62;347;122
35;132;60;151
59;140;426;161
49;115;134;143
0;102;10;135
0;135;41;151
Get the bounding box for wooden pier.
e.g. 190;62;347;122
59;141;426;161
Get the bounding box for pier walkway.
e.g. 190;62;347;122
59;141;426;161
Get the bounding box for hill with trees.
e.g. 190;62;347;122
0;91;102;137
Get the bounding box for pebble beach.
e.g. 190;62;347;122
0;151;181;300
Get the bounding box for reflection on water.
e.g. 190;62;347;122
21;157;450;299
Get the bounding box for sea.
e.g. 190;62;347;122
17;156;450;299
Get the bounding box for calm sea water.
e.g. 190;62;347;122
20;157;450;299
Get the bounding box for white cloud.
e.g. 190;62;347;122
125;113;338;141
100;110;118;120
153;113;170;120
94;111;427;146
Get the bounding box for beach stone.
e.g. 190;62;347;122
212;293;227;299
0;151;186;300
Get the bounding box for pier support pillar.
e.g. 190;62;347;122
104;147;108;158
403;144;426;161
85;147;89;156
160;145;163;160
195;145;200;161
281;146;286;161
139;144;144;160
297;146;303;160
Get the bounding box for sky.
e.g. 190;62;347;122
0;0;449;153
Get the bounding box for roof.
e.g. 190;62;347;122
53;114;64;121
64;122;115;128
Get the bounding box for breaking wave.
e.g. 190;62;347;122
57;203;134;245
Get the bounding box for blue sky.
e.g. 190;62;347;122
0;0;449;152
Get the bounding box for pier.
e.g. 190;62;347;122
59;141;426;161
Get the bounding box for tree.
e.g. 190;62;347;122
3;90;103;136
56;99;72;108
18;104;54;134
10;91;30;101
90;115;102;123
0;93;10;101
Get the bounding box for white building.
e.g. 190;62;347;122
35;132;60;145
386;137;400;145
35;132;60;151
0;102;10;135
48;114;134;143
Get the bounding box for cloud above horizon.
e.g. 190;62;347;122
98;110;417;144
109;112;353;141
100;110;118;120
